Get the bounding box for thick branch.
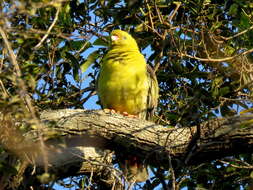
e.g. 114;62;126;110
23;109;253;179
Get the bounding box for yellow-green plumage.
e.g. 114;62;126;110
97;30;159;182
97;30;158;120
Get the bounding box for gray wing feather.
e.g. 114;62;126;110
145;65;159;120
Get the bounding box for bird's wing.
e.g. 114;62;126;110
146;64;159;120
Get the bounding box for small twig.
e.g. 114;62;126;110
135;15;163;39
33;7;60;50
0;80;9;98
144;0;155;31
201;30;211;59
153;0;163;24
80;90;97;105
0;48;5;71
0;27;21;77
77;37;92;54
179;47;253;62
218;159;253;169
168;153;176;190
221;24;253;41
168;1;181;22
88;167;94;189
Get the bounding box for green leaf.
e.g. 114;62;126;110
80;50;100;73
64;52;80;81
224;45;235;55
135;23;148;32
236;101;249;110
228;3;238;17
226;165;236;173
93;37;109;47
65;52;79;66
68;40;91;52
17;38;24;44
219;86;230;96
240;9;251;28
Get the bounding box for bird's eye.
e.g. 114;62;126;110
123;36;127;40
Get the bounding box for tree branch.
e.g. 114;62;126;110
179;48;253;62
22;109;253;180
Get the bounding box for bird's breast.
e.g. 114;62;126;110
98;56;149;115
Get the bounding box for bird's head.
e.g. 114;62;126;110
110;30;139;50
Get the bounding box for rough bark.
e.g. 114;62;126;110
21;109;253;180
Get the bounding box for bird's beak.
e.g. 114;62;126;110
111;35;119;41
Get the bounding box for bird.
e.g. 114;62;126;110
97;29;159;182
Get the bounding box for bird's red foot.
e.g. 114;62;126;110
122;112;138;118
103;109;138;118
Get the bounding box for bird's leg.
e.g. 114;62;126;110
103;108;117;114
